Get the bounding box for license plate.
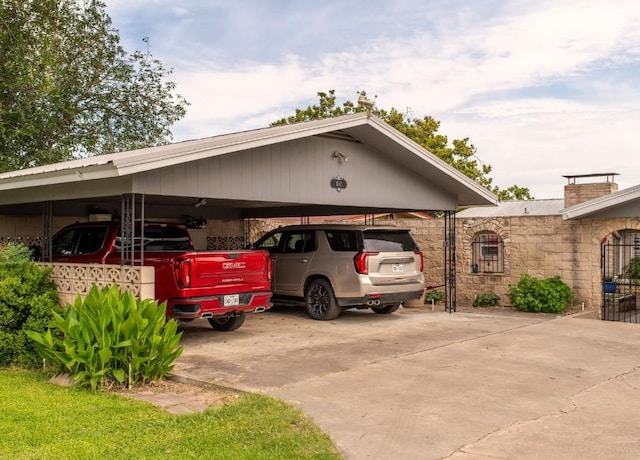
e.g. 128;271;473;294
223;294;240;307
391;263;404;273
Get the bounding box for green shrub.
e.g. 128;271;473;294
508;274;573;313
473;292;500;307
424;289;445;304
623;257;640;280
0;242;33;264
27;285;183;390
0;243;62;368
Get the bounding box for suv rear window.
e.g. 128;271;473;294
362;230;418;252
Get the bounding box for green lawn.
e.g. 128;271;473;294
0;369;341;459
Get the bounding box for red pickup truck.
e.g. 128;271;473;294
50;221;272;331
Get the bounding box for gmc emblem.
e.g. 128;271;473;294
222;262;246;270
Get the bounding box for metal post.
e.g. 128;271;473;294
444;211;457;313
41;201;53;261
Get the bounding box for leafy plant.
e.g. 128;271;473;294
622;257;640;280
473;292;500;307
27;285;183;390
424;289;445;304
508;274;573;314
0;243;62;368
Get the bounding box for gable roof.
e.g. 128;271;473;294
0;113;498;214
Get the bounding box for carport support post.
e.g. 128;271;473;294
444;211;457;313
41;201;53;261
120;193;145;266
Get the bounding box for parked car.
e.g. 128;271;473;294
50;221;273;331
253;224;425;320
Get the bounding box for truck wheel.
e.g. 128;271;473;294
372;304;400;314
305;279;341;320
207;313;246;331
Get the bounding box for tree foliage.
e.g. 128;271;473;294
272;90;532;200
0;0;188;173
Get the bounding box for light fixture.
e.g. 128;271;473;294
195;198;207;208
332;151;349;163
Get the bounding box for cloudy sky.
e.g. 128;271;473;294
105;0;640;199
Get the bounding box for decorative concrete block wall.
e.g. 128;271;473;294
41;263;155;305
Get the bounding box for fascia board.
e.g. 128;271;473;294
0;163;119;191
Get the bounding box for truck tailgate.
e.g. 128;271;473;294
189;250;271;291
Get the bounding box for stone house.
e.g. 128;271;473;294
414;173;640;320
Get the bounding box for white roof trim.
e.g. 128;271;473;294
562;183;640;219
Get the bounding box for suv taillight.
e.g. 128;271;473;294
415;251;424;272
174;259;192;288
354;252;378;275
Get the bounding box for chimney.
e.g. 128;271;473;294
563;173;619;207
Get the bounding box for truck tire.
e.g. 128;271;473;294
372;304;400;314
305;279;341;320
207;312;246;331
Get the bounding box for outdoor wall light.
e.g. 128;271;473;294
332;151;349;163
195;198;207;208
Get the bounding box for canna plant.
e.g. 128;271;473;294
27;285;183;390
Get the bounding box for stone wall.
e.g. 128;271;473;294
428;213;597;309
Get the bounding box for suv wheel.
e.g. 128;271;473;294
372;304;400;315
305;279;341;320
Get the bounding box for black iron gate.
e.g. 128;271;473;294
601;242;640;323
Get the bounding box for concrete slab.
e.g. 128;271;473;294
173;307;640;459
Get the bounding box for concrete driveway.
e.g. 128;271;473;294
173;306;640;459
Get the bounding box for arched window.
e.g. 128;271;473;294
471;231;504;274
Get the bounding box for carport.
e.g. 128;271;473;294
0;112;497;307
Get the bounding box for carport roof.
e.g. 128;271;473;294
0;113;497;209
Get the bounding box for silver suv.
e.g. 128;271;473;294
254;225;425;320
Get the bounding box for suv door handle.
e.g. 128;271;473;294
299;258;309;263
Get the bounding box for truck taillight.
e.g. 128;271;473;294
415;251;424;272
354;252;378;275
267;256;273;282
174;259;191;288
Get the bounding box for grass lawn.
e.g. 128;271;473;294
0;369;342;459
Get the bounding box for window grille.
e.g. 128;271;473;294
471;232;504;274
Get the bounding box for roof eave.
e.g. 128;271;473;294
0;163;119;191
562;184;640;219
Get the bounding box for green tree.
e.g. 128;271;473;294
272;90;532;200
0;0;188;173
